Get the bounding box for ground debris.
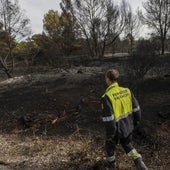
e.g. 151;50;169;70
0;68;169;170
158;104;170;119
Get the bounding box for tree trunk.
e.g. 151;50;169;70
161;37;165;55
0;56;12;78
4;69;12;78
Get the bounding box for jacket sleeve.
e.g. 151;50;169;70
101;95;116;138
131;92;141;126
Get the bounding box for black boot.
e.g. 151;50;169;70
102;158;116;169
134;158;148;170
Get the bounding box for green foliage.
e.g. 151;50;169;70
42;1;80;57
43;10;61;38
13;40;38;67
31;33;60;66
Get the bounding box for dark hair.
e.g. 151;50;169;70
106;69;119;81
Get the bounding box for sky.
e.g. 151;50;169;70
18;0;147;36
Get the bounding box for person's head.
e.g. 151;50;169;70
105;69;119;86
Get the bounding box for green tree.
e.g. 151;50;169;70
31;33;60;66
43;7;78;56
43;10;61;39
42;11;62;64
14;39;39;68
60;0;79;55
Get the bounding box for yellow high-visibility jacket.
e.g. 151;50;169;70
101;82;141;138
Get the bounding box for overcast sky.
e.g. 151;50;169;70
18;0;146;36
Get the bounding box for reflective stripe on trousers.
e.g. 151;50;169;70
127;149;141;160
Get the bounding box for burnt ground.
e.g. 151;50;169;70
0;66;169;170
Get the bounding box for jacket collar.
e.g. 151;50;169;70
105;82;119;93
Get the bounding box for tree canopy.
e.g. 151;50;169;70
142;0;170;55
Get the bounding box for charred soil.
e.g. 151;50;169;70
0;66;169;170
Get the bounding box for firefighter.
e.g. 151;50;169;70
101;69;148;170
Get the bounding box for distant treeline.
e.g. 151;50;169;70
0;0;170;78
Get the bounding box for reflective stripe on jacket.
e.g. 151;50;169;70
101;82;141;138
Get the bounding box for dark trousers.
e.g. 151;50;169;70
106;134;134;157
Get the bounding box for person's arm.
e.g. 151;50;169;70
131;93;141;126
101;95;116;138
